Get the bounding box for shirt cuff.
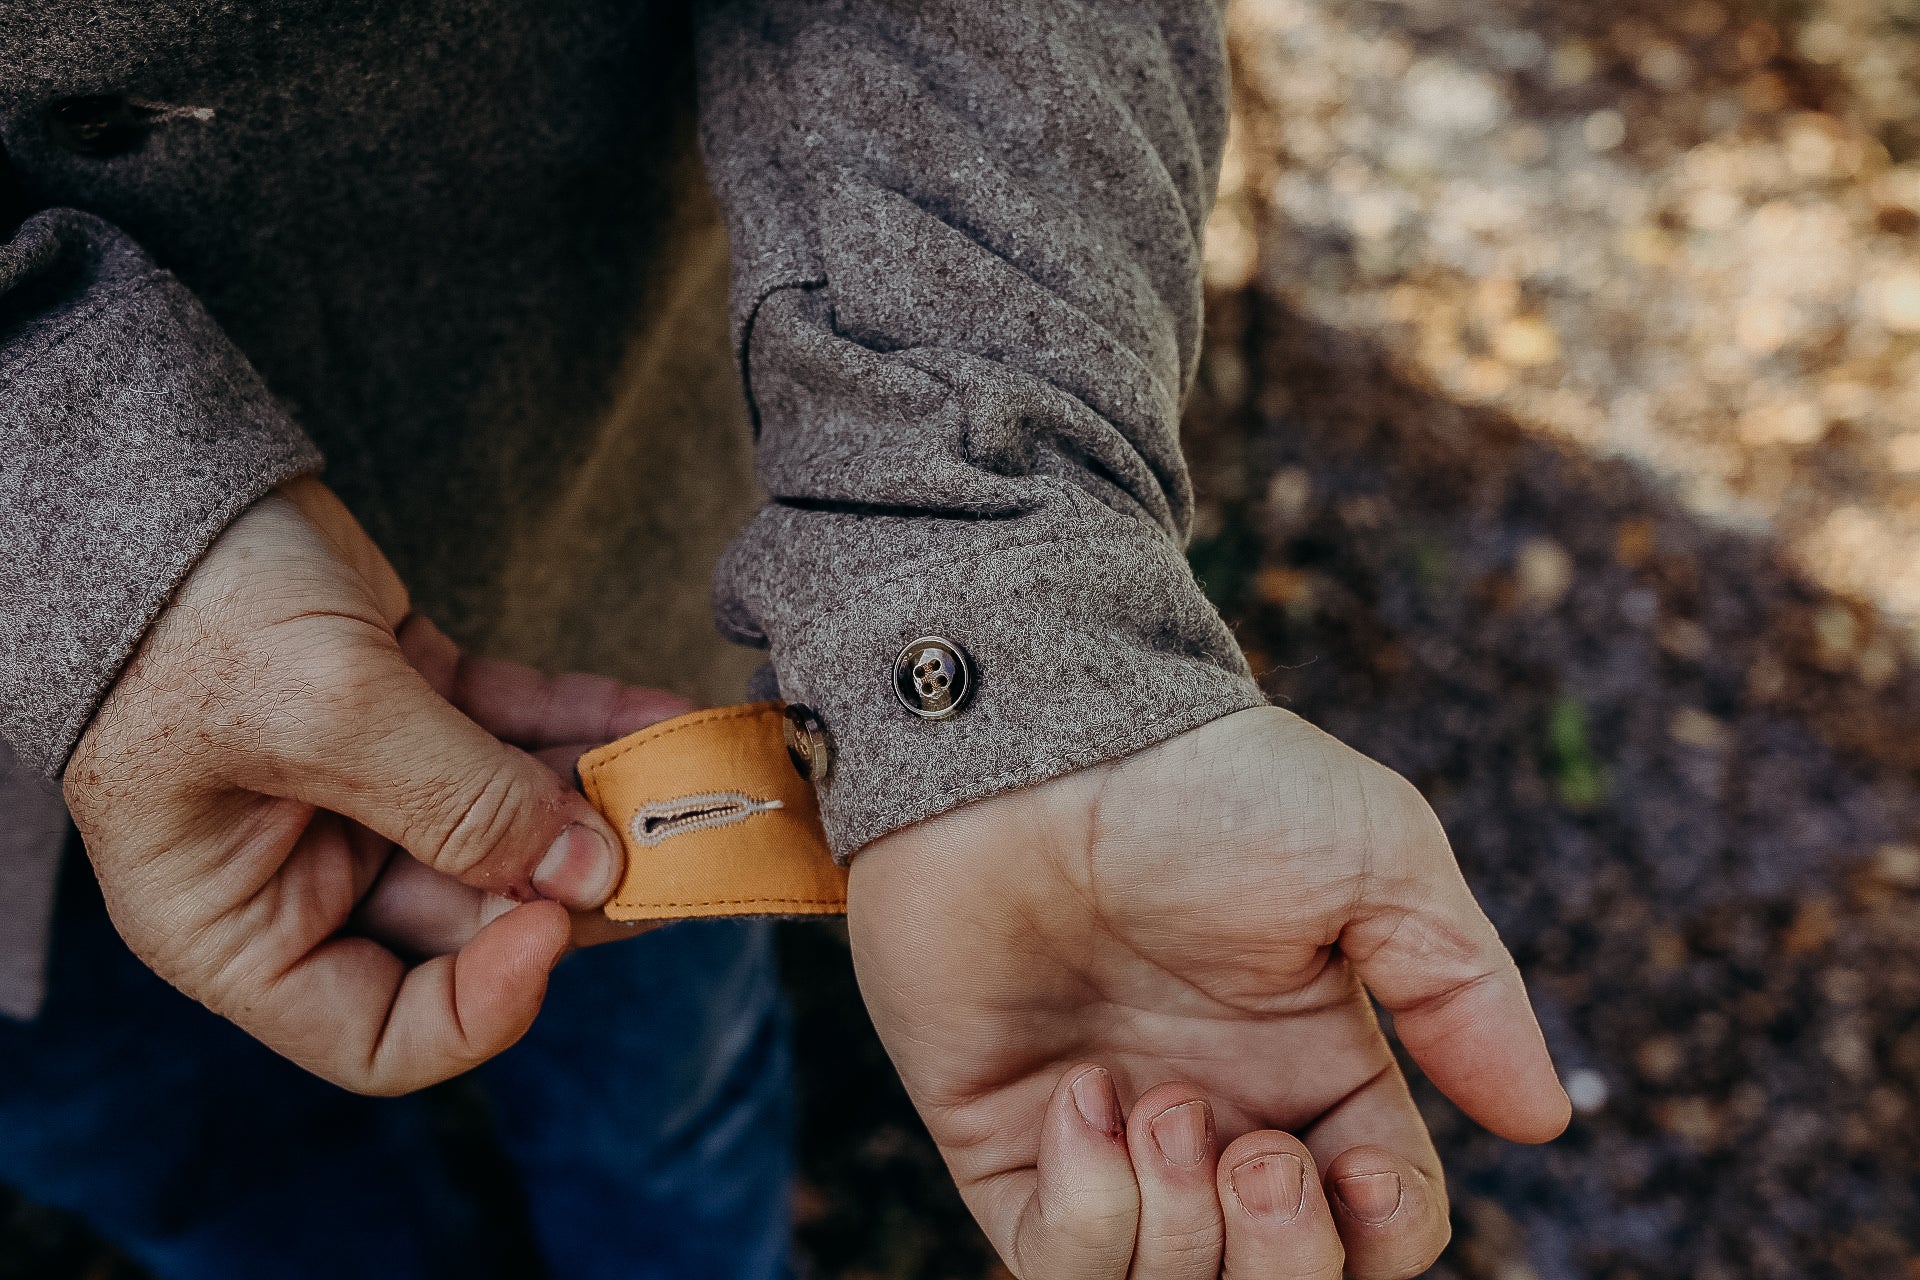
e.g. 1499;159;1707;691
740;506;1266;859
1;253;322;776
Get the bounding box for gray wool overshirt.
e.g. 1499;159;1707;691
0;0;1262;1019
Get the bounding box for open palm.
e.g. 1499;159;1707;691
849;706;1569;1278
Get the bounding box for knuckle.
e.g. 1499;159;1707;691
176;932;277;1019
279;637;386;739
102;887;226;992
342;1048;457;1099
1045;1187;1137;1249
1352;1237;1448;1280
1138;1221;1221;1267
1382;771;1446;844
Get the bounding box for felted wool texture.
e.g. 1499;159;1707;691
0;0;1261;1011
699;0;1265;857
764;507;1265;858
0;211;322;777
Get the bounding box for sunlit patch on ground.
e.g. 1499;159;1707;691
1218;0;1920;643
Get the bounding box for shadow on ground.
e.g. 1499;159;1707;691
1187;284;1920;1280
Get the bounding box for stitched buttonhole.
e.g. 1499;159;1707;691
630;791;785;848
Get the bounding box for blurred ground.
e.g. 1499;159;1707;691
1186;1;1920;1274
7;0;1920;1274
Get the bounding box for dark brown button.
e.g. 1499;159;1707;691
782;703;832;782
893;636;973;720
47;96;148;158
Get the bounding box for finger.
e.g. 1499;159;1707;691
536;741;663;947
353;848;657;956
352;734;639;958
260;638;626;911
352;848;517;957
1321;1146;1448;1280
1343;879;1570;1143
397;616;694;750
533;742;600;786
457;658;694;748
1004;1064;1140;1280
1339;778;1571;1143
1298;1064;1449;1279
352;740;660;953
1124;1085;1223;1280
1218;1132;1345;1280
236;897;571;1095
397;614;464;700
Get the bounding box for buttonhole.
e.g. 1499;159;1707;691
630;791;785;847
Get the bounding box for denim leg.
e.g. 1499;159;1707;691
478;919;794;1280
0;857;493;1280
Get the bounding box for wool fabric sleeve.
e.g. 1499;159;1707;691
697;0;1266;857
0;208;321;776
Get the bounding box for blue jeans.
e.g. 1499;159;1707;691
0;852;793;1280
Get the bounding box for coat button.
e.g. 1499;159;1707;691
46;96;148;157
893;636;973;720
782;703;832;782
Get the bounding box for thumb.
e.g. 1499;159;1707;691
267;642;625;910
1344;877;1570;1144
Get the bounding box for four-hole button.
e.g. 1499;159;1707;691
893;636;972;720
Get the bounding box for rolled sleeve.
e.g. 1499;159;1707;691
699;0;1263;858
0;210;321;776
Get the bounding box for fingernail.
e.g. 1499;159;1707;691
1149;1100;1211;1168
1334;1171;1404;1225
1229;1152;1306;1222
1070;1068;1123;1137
534;823;619;907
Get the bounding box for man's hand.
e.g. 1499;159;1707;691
346;617;691;957
64;478;681;1093
849;706;1570;1279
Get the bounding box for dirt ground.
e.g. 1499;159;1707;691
6;0;1920;1275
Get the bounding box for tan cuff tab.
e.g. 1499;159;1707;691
578;702;848;921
